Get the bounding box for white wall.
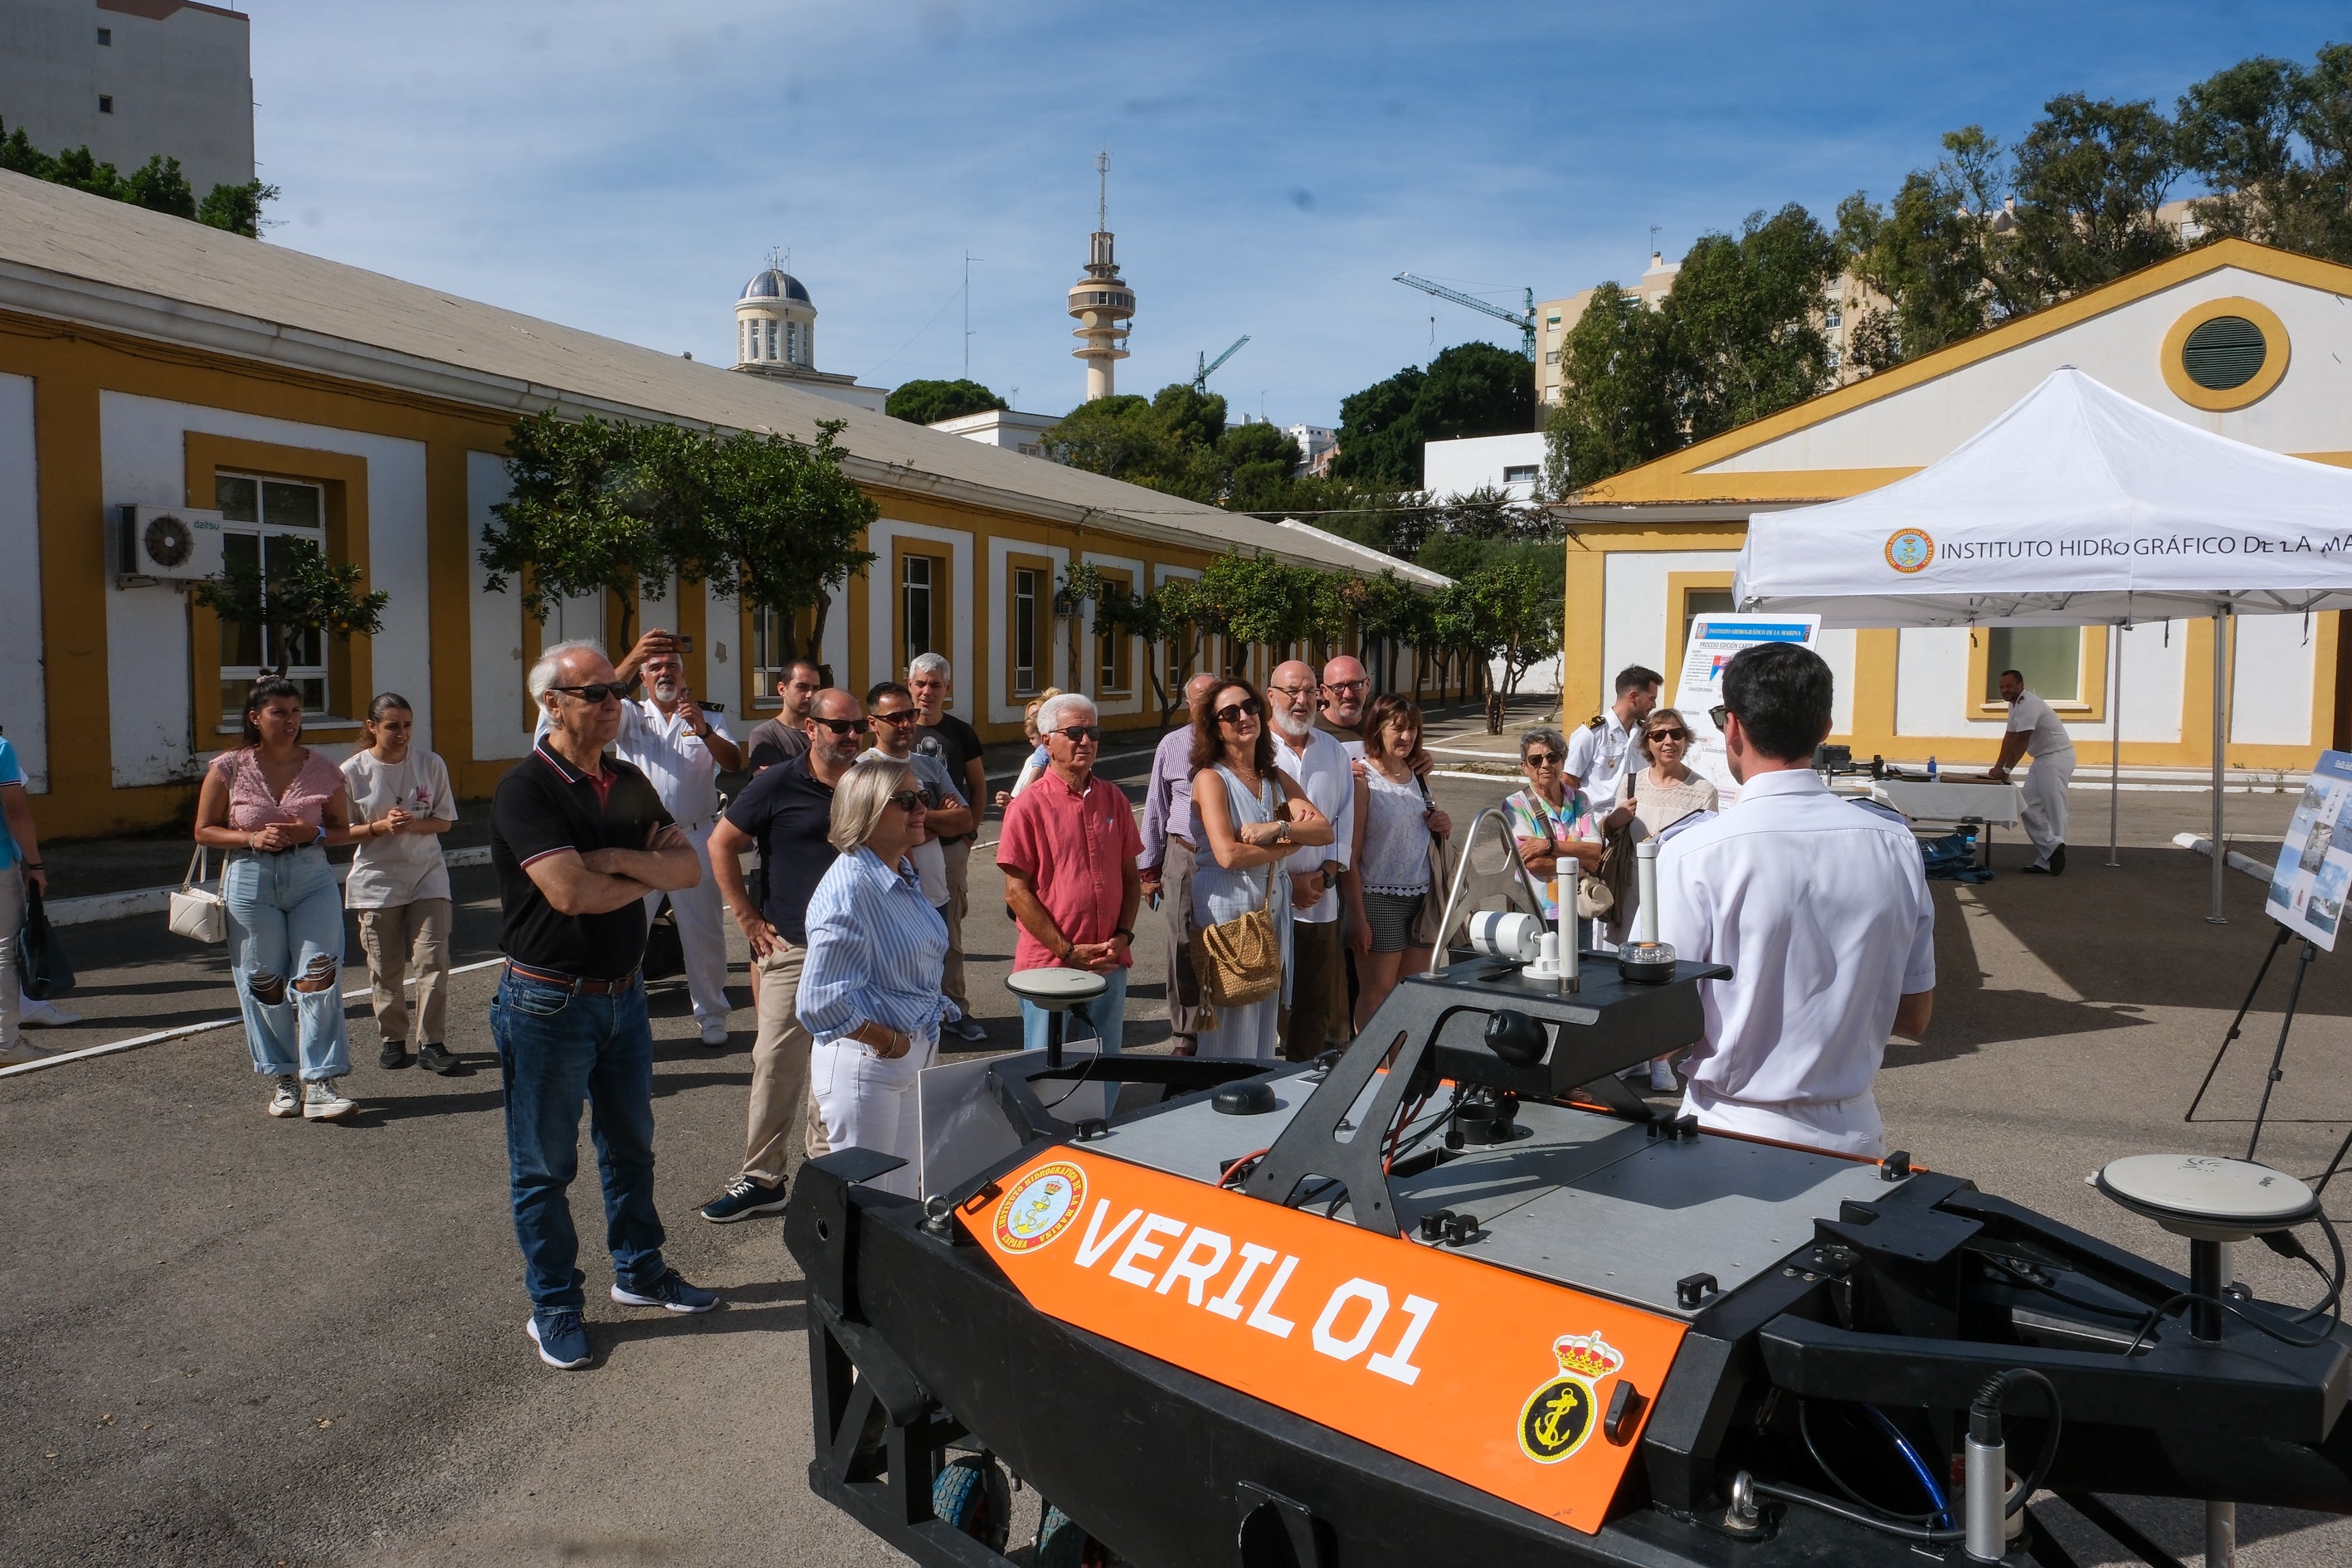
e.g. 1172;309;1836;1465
1895;622;2190;747
2232;613;2318;747
1424;431;1546;501
99;392;429;786
0;372;45;791
466;451;530;762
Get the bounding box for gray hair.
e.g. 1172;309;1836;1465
907;652;952;683
528;640;607;707
830;757;916;854
1520;726;1569;763
1035;691;1098;734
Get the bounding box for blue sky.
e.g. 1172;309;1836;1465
250;1;2350;429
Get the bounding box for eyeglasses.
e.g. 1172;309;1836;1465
1267;684;1317;699
550;683;626;704
1709;704;1730;731
1053;724;1105;744
1648;728;1689;744
1323;679;1371;694
1215;700;1262;725
871;709;917;726
810;717;864;736
886;789;924;811
1522;751;1560;767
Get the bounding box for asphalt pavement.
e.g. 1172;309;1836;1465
5;755;2349;1567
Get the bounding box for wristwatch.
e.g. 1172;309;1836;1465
1112;927;1134;944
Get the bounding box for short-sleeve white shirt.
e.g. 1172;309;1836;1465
2004;690;2075;760
1655;767;1936;1107
1272;727;1353;923
1564;711;1638;801
610;699;736;825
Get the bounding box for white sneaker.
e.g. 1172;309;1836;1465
20;998;81;1027
2;1040;56;1068
302;1078;356;1121
1648;1059;1678;1093
267;1076;301;1118
699;1020;730;1048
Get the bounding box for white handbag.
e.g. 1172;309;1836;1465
168;845;228;944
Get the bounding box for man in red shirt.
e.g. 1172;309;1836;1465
998;693;1143;1053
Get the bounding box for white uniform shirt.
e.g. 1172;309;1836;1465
2004;689;2075;760
611;699;736;826
1272;726;1353;923
1565;710;1638;801
1655;767;1936;1107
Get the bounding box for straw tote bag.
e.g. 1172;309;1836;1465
1191;776;1284;1024
169;845;228;944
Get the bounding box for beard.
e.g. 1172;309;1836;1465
1272;708;1311;741
651;678;679;703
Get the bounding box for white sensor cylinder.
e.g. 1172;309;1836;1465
1636;840;1660;945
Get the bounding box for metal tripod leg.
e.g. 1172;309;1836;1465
2185;923;2291;1123
2246;939;2318;1163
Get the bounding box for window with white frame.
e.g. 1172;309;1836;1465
903;553;940;670
1096;570;1132;693
215;472;331;716
751;604;793;706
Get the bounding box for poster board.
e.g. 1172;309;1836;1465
2266;750;2352;952
1673;614;1822;805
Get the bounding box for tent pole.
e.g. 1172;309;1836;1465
2106;621;2122;869
2209;610;2228;924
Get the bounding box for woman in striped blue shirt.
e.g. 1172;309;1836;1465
800;757;953;1196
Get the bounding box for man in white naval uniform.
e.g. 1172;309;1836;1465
1656;643;1935;1157
1563;665;1662;806
611;645;742;1045
1985;668;2076;875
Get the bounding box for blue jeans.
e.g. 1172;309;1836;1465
222;846;350;1081
1019;964;1128;1055
491;971;668;1311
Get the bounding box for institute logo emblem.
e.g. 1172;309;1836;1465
1517;1330;1624;1464
991;1161;1086;1254
1885;528;1935;574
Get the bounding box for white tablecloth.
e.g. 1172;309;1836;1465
1870;780;2022;826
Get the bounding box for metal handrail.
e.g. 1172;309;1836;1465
1422;805;1551;976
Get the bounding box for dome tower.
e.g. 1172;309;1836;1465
735;251;817;372
1067;152;1135;402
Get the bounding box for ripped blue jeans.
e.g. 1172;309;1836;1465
222;845;351;1081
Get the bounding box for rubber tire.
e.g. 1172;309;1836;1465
1035;1503;1115;1567
933;1454;1011;1551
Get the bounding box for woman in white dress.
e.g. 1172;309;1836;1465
1187;678;1332;1061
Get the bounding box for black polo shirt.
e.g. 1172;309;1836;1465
719;753;837;944
914;713;984;844
491;738;675;980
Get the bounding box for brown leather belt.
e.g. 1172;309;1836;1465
504;961;640;996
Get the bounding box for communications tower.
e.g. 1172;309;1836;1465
1067;152;1136;402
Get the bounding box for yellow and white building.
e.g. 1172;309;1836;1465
0;173;1423;838
1556;238;2352;774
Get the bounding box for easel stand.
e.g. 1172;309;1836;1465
2184;920;2320;1163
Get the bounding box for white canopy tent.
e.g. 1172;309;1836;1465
1732;368;2352;919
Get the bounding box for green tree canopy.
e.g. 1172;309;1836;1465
2177;46;2352;264
884;377;1009;426
2005;93;2183;302
0;116;275;237
1665;203;1843;441
1542;285;1682;492
1044;384;1307;511
1330;341;1534;489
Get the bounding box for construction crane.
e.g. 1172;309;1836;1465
1192;334;1249;393
1393;273;1536;363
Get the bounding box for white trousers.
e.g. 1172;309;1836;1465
810;1030;939;1198
644;820;731;1025
1681;1083;1887;1159
2018;751;2075;866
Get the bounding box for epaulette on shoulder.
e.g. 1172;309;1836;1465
1585;714;1605;729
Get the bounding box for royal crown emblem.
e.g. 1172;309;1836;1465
1517;1331;1626;1464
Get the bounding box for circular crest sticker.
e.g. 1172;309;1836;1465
991;1161;1086;1254
1884;528;1935;574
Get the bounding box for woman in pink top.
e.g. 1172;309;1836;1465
193;676;363;1121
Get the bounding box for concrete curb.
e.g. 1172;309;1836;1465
46;845;494;928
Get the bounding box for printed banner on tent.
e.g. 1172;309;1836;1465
2267;751;2352;952
1673;614;1822;804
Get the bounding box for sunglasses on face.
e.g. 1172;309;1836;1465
887;790;925;811
1216;700;1262;725
1648;728;1689;744
1523;751;1560;767
1053;724;1105;744
811;717;864;736
871;710;917;726
551;683;626;704
1710;704;1730;731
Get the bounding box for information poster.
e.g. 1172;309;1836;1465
2267;750;2352;952
1673;614;1822;806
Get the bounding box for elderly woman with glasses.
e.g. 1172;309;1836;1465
796;757;953;1197
1189;678;1334;1060
1502;727;1631;928
1620;708;1719;835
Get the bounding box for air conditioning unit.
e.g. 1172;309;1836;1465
117;504;226;586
